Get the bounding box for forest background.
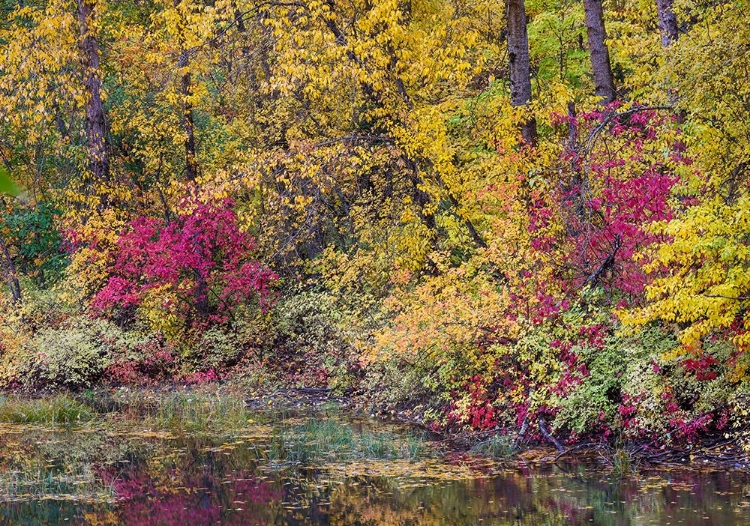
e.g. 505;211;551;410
0;0;748;451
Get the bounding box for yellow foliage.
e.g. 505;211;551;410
621;1;750;362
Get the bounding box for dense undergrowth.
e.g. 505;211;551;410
0;0;749;459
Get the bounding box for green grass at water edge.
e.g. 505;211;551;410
0;389;254;432
267;417;429;462
469;434;516;459
0;394;94;425
141;392;250;432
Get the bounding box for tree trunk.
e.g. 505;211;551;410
656;0;679;47
179;54;198;182
566;101;583;187
506;0;536;146
583;0;616;104
656;0;681;113
175;0;198;182
0;234;21;305
77;0;110;185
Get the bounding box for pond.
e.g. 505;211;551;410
0;391;748;525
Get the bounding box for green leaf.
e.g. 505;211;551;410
0;166;20;196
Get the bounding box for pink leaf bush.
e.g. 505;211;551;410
93;198;277;327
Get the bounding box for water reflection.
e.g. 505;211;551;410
0;415;748;525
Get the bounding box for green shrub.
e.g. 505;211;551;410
553;325;746;444
13;319;113;389
0;201;67;288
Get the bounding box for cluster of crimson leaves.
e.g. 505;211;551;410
452;107;726;443
92;198;277;327
532;105;684;303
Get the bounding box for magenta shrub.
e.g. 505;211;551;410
93;198;277;327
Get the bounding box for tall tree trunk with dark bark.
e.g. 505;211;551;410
507;0;536;146
175;0;198;182
656;0;679;47
77;0;110;187
179;52;198;182
583;0;616;104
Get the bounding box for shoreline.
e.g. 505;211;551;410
5;383;743;474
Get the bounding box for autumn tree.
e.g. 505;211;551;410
624;0;750;359
0;0;83;198
0;0;747;448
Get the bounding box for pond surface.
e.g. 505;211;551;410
0;395;748;525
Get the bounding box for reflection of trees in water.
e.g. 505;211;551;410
0;432;282;526
2;424;750;525
317;473;572;525
105;469;281;525
273;466;750;526
100;437;284;525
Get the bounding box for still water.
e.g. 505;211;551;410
0;404;748;525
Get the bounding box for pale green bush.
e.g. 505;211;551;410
14;319;113;389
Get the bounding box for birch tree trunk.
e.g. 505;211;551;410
656;0;680;109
